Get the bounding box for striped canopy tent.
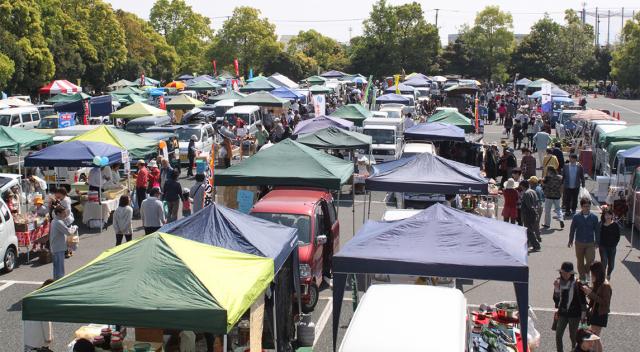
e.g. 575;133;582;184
39;80;82;95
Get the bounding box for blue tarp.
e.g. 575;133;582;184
271;86;305;102
375;93;410;104
89;95;113;117
366;152;488;194
24;141;123;167
403;77;431;87
332;203;529;352
159;203;298;273
147;88;166;97
293;115;354;135
384;83;415;94
404;122;466;142
619;146;640;167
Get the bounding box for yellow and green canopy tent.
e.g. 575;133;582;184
67;125;157;160
22;233;274;333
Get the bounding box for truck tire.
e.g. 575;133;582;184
302;283;319;313
3;246;17;273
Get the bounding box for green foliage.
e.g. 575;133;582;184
0;52;15;89
287;29;349;75
208;7;281;76
150;0;213;73
459;6;514;82
440;38;472;76
115;10;179;82
580;46;612;83
349;0;440;77
511;10;594;84
0;0;55;93
611;13;640;91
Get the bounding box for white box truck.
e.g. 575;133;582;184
362;117;404;163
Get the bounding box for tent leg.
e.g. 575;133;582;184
223;335;227;352
352;161;355;236
99;168;103;234
514;282;529;352
367;191;372;220
332;274;348;352
273;286;278;352
632;187;637;248
362;191;367;224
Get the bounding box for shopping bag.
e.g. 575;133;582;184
578;187;592;203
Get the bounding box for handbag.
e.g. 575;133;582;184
551;311;558;331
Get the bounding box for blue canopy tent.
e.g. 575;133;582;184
384;83;415;94
619;146;640;167
89;95;114;117
402;76;431;87
146;88;167;97
160;203;301;349
375;93;410;105
293;115;354;135
24;141;123;167
366;152;488;194
529;87;570;99
320;70;346;78
352;77;367;84
271;86;306;103
403;122;466;142
332;204;529;352
159;203;298;273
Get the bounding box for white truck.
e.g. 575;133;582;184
362;117;404;163
0;197;18;273
396;142;444;209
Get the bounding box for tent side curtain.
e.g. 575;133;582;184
295;127;372;150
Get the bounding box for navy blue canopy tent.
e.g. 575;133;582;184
271;86;306;103
89;95;114;117
619;146;640;167
159;203;298;273
366;152;488;194
384;83;415;94
24;141;123;167
293;115;354;135
332;204;529;352
404;122;466;142
402;76;431;87
375;93;410;105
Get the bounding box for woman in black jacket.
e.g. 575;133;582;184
553;261;588;352
598;208;621;279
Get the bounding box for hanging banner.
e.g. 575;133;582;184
249;68;254;80
313;94;326;116
234;58;240;77
83;99;89;125
541;83;552;113
57;112;75;128
474;96;479;133
232;79;239;92
212;60;217;76
204;146;216;207
394;74;400;94
362;75;373;107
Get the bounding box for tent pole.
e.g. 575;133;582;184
367;190;372;220
99;168;103;234
223;335;227;352
352;151;355;236
272;287;278;352
362;191;367;224
632;187;637;248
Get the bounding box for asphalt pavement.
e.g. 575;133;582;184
2;99;640;351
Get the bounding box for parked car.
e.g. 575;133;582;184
251;187;339;312
176;123;216;164
124;115;172;134
0;106;41;129
0;198;17;273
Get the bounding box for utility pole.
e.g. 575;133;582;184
435;9;439;28
607;10;611;46
581;2;586;23
595;7;599;46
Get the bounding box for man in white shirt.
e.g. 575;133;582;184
87;166;104;192
141;187;165;235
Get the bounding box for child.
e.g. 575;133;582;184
182;188;192;217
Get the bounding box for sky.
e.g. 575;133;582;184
105;0;639;45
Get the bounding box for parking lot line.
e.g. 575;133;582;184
0;280;44;286
0;282;13;292
314;298;333;347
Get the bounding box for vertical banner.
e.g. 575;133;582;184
362;75;373;107
313;94;326;116
394;74;400;94
249;68;254;80
158;95;166;110
541;83;552;113
204;146;215;206
232;79;239;92
212;60;217;76
474;95;479;133
83;99;89;125
233;58;240;77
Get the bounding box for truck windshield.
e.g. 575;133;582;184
364;129;395;144
38;118;58;129
177;128;201;142
0;115;10;126
252;213;311;244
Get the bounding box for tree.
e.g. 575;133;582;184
440;38;472;76
208;7;281;76
263;51;308;82
349;0;440;77
580;46;612;84
611;13;640;91
460;6;514;82
0;53;15;89
36;0;99;82
61;0;127;92
150;0;213;73
115;10;179;82
0;0;55;93
287;29;349;75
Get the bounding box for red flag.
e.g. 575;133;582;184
83;99;89;125
140;73;145;86
212;60;217;76
158;95;166;110
233;58;239;77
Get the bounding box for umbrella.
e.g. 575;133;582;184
165;81;186;89
570;109;615;122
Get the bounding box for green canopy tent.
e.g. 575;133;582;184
309;85;334;94
602;125;640;147
330;104;373;127
207;91;247;104
234;91;290;108
111;93;147;106
0;126;53;175
427;110;474;133
304;75;327;85
111;102;167;120
111;86;145;96
165;95;205;110
186;80;221;91
216;139;354;190
22;233;273;334
108;79;134;91
239;79;279;93
45;92;91;104
296;126;372;150
444;84;479;95
247;75;267;83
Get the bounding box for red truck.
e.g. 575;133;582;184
251;188;340;312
